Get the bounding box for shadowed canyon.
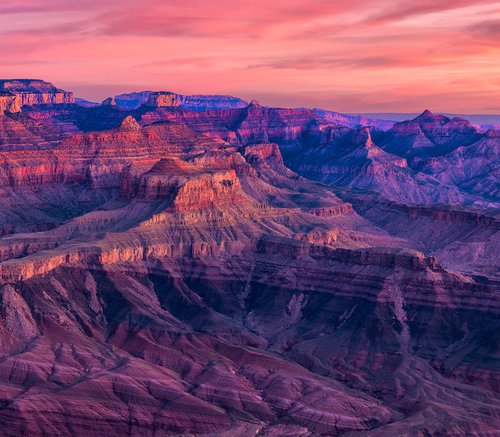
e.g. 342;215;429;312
0;80;498;436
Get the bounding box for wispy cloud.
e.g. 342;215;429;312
367;0;499;22
1;0;499;113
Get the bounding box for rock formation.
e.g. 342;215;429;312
0;80;497;435
101;97;117;106
114;91;248;111
146;91;182;107
0;93;21;114
0;79;74;107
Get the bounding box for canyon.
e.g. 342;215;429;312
0;80;498;436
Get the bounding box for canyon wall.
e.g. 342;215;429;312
0;80;497;436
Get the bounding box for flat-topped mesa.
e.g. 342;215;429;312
114;90;248;110
0;79;74;108
146;91;182;107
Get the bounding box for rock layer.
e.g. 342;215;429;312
0;79;74;107
0;82;497;436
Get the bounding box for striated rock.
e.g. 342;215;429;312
381;110;481;158
0;113;64;150
0;284;38;345
146;91;182;107
144;91;248;111
180;94;249;111
115;90;248;111
134;104;491;209
138;102;327;152
0;82;497;436
0;93;21;114
0;79;74;107
118;115;140;131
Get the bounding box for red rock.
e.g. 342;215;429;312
0;83;497;436
0;79;74;107
147;92;182;107
0;94;21;114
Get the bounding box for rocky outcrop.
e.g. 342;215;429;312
279;111;500;207
0;79;74;107
115;91;248;111
144;91;250;112
314;107;395;130
135;105;497;207
0;94;21;114
0;113;65;150
101;97;117;106
381;110;481;158
138;101;327;151
146;91;182;107
180;94;249;111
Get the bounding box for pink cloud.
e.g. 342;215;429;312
367;0;500;22
0;0;116;14
0;0;499;113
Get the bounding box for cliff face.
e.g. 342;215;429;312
0;94;21;114
135;105;498;207
0;79;74;108
313;107;395;130
128;104;499;206
0;85;497;435
0;112;65;150
281;111;500;207
381;110;482;158
146;91;182;107
114;90;248;111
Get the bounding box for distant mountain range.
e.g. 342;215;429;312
74;90;500;131
354;112;500;129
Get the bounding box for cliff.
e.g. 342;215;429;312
0;85;497;436
146;91;182;107
0;79;74;108
0;93;21;114
114;90;248;111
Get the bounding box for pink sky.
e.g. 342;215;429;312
1;0;499;113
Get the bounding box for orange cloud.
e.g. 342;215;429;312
0;0;499;113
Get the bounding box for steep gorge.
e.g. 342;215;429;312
0;83;497;436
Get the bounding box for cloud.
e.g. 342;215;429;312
468;18;500;41
249;52;469;70
368;0;499;23
0;0;113;14
0;0;363;39
0;0;499;113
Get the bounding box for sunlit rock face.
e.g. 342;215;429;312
0;80;74;107
146;91;182;107
0;94;21;114
0;81;497;436
115;90;249;111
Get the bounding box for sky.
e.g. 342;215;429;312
1;0;499;113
